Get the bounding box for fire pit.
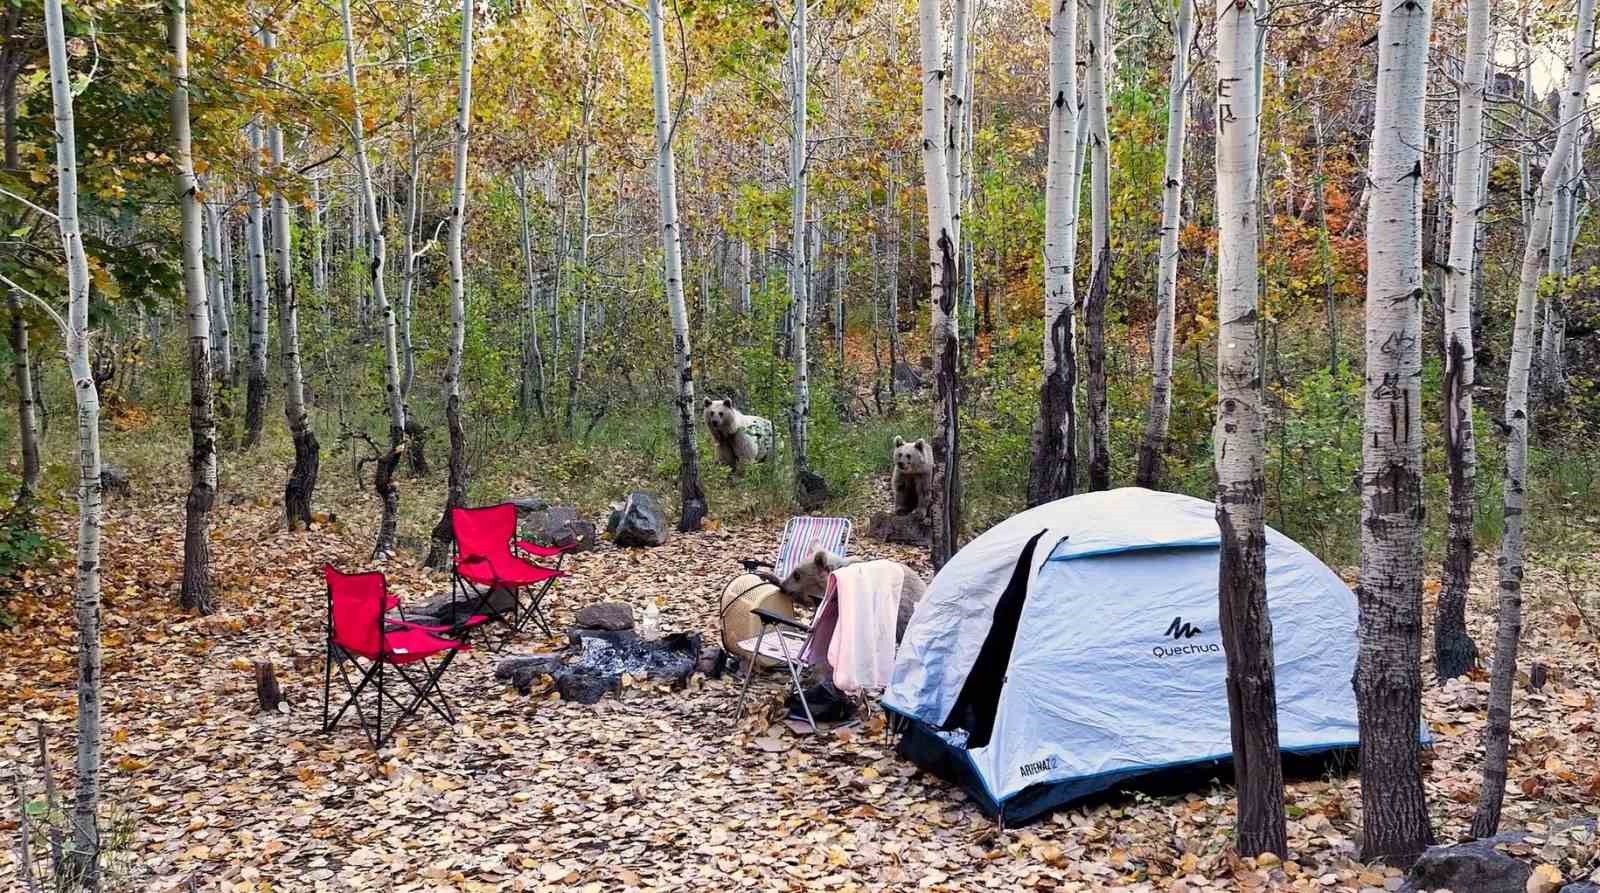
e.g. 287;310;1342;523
496;630;702;704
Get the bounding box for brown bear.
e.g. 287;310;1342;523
891;436;933;517
703;398;775;473
779;548;927;641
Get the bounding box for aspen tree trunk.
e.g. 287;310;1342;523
399;44;423;402
425;0;474;569
1436;0;1489;683
887;155;901;414
242;117;270;450
961;64;976;350
1312;104;1338;371
170;0;218;615
1356;0;1435;861
1083;0;1111;492
219;214;237;388
739;239;752;315
1213;0;1286;857
918;0;962;568
340;0;408;560
46;0;104;879
946;0;968;252
1473;0;1595;838
8;294;40;505
515;167;546;418
566;107;592;437
203;201;231;381
885;8;902;415
1136;0;1193;490
1027;0;1079;506
1539;146;1577;400
789;0;812;482
311;176;327;295
1067;100;1089;254
647;0;708;531
262;29;317;531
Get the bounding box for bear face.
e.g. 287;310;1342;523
779;547;850;607
892;436;933;474
702;398;739;436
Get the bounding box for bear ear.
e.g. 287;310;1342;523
702;397;712;409
724;397;737;410
894;436;904;447
916;439;928;452
813;549;832;568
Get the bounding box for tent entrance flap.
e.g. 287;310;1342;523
940;530;1047;750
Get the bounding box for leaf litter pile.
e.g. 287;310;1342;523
1;483;1597;892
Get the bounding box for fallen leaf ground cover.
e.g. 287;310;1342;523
1;453;1597;892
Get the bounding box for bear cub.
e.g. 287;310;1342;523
891;436;933;517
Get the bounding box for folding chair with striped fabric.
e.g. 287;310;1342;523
729;517;852;733
772;516;853;580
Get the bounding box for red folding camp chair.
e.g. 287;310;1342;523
320;565;484;749
450;503;571;639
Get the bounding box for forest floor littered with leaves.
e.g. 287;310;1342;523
1;446;1598;893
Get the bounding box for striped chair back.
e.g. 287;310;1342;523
774;516;853;580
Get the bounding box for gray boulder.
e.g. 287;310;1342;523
574;602;635;631
611;492;668;547
518;503;598;553
1400;833;1532;893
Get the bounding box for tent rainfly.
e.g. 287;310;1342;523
883;488;1366;825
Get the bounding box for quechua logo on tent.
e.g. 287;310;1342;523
1152;616;1220;659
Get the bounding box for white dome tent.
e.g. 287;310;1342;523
883;488;1365;825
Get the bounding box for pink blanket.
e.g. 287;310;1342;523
801;560;904;693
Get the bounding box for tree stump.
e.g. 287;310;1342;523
255;661;283;713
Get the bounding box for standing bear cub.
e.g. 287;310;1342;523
703;398;775;473
891;436;933;516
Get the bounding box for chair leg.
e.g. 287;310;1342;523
776;630;816;733
732;625;768;729
321;641;334;732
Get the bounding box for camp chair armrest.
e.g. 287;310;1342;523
752;607;808;632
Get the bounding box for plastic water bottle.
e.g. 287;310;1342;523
641;600;661;640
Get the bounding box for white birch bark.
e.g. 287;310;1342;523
340;0;408;559
1539;144;1578;398
264;27;317;530
515;167;546;417
242;114;270;449
425;0;474;567
1083;0;1111;492
169;0;217;615
45;0;103;879
789;0;811;476
1473;0;1596;838
738;238;752;315
1137;0;1193;490
1355;0;1435;861
219;213;237;388
202;199;230;382
310;176;326;295
946;0;968;252
1436;0;1489;682
1213;0;1286;856
647;0;708;529
918;0;961;567
7;293;40;503
1027;0;1079;505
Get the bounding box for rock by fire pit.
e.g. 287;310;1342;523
496;631;702;705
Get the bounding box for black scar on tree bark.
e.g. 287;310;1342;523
1028;293;1076;507
1215;490;1288;859
930;230;962;570
1435;333;1477;681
